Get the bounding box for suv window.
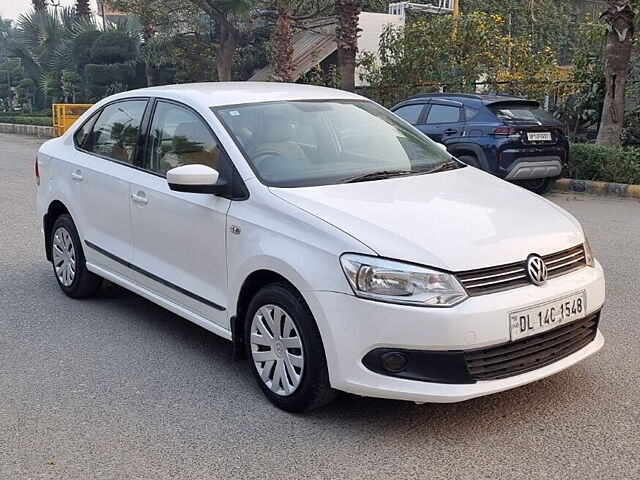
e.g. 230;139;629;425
394;104;424;124
147;101;221;176
426;105;461;124
488;102;557;124
86;100;148;164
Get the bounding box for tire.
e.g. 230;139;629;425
244;282;337;412
458;154;482;170
50;214;103;298
520;177;554;194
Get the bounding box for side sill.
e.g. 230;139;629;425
87;263;233;341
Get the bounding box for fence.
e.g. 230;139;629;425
52;103;93;137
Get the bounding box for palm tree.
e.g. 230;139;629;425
596;0;636;146
75;0;92;21
32;0;48;13
335;0;361;92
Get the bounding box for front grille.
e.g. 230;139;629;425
456;244;586;296
464;311;600;381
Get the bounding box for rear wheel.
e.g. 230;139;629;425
520;177;554;194
244;282;337;412
51;214;102;298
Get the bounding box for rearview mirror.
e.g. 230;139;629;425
167;164;226;194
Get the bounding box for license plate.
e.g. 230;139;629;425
509;291;586;341
527;132;552;142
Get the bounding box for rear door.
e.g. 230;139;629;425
70;98;149;277
418;101;465;144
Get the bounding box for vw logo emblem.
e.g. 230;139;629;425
526;255;548;286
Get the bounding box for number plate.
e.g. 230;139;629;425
509;291;586;341
527;132;552;142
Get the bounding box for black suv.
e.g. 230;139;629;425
391;93;568;193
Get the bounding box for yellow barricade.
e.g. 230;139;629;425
52;103;93;137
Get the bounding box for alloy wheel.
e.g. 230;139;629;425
52;226;76;287
249;304;304;396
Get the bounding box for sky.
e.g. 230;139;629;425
1;1;99;21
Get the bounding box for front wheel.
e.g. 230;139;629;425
51;214;103;298
520;177;554;194
244;282;337;412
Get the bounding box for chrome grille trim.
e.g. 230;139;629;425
457;244;587;296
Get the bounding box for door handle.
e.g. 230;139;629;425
443;128;458;135
130;192;148;205
71;171;83;182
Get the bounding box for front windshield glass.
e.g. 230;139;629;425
213;100;459;187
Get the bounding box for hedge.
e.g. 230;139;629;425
569;143;640;185
0;116;53;126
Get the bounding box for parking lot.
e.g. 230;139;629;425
0;132;639;479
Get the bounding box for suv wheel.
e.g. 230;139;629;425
520;177;554;194
51;214;103;298
244;282;337;412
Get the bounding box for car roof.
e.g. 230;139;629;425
397;92;537;107
110;82;363;108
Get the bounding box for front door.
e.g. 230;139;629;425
127;100;230;328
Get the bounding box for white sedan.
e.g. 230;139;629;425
36;82;605;412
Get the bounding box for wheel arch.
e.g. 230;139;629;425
448;143;490;171
44;200;71;261
231;268;308;359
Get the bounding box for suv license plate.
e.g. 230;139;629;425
509;291;586;341
527;132;552;141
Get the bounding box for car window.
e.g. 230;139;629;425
488;102;557;124
86;100;148;164
146;101;220;176
214;100;456;188
74;111;99;148
464;107;479;121
393;104;424;124
426;105;461;124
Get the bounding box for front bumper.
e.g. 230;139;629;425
303;261;605;403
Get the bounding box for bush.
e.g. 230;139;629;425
90;31;137;64
569;143;640;185
72;30;102;70
0;116;52;126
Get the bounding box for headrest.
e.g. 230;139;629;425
260;114;294;143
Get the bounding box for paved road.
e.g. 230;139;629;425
1;132;639;479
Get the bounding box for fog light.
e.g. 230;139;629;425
380;352;408;373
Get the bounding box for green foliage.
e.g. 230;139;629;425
61;70;83;102
0;115;53;126
554;22;605;136
85;63;136;100
16;77;36;110
90;31;137;64
72;30;102;69
358;12;559;107
569;143;640;184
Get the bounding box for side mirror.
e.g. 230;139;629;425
167;164;226;194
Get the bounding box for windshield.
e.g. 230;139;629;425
213;100;458;187
488;102;558;125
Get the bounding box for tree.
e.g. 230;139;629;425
32;0;47;12
61;70;82;102
272;3;294;82
596;0;637;146
336;0;361;92
75;0;92;21
189;0;255;81
16;78;36;111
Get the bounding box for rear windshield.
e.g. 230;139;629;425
488;102;557;125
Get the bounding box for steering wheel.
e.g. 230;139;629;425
252;149;285;165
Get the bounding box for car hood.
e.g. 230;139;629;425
269;167;584;272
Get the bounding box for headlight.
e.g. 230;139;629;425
340;254;468;307
584;238;595;267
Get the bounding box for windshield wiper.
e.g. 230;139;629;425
340;170;414;184
422;159;460;174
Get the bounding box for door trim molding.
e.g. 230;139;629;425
84;240;226;311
